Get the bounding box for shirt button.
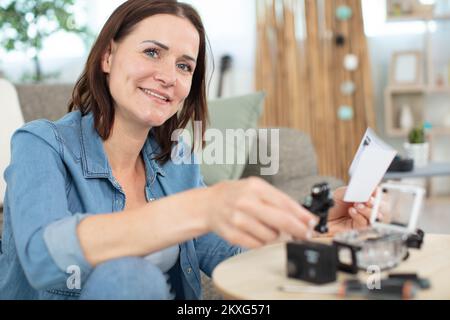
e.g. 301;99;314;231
149;198;155;202
187;267;192;274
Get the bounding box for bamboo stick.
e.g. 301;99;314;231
254;0;376;182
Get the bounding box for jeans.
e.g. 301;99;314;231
77;257;172;300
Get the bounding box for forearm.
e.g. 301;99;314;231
77;187;210;266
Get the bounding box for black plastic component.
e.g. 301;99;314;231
286;241;338;284
388;273;431;289
302;182;334;234
332;240;360;274
344;278;418;300
406;229;424;249
387;156;414;172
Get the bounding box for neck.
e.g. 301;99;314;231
103;114;150;174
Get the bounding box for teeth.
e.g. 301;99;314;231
142;88;168;101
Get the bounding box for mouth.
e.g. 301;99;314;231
139;87;172;103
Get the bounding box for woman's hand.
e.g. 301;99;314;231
205;177;319;249
325;186;389;236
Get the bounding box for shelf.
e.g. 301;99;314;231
426;86;450;93
386;14;450;22
430;127;450;135
386;127;450;138
386;128;408;137
387;85;426;93
384;10;450;145
386;86;450;94
386;15;432;22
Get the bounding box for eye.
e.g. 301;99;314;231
177;63;193;73
143;48;160;58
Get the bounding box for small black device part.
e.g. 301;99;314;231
343;274;428;299
387;155;414;172
343;279;418;300
388;273;431;289
406;229;424;249
302;182;334;234
332;240;360;274
286;241;338;284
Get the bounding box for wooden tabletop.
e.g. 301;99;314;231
212;234;450;300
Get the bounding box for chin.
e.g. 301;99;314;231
136;101;179;128
148;118;169;128
142;113;173;128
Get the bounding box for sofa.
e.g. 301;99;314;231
1;83;343;299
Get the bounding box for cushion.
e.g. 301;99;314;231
241;127;319;184
15;84;73;122
185;92;265;185
1;79;24;206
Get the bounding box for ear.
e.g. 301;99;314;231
101;41;116;74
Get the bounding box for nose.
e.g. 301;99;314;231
154;60;177;87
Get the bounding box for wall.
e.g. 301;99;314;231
0;0;257;99
368;32;450;195
1;0;449;193
184;0;257;99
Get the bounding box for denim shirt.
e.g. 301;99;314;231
0;111;242;300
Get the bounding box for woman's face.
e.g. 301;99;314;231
102;14;200;129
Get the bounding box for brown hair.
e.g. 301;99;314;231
68;0;208;163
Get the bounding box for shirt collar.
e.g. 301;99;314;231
143;131;166;177
80;112;166;178
80;112;109;178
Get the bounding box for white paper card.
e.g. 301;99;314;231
344;128;397;203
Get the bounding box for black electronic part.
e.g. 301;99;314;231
387;156;414;172
343;279;418;300
302;182;334;234
388;273;431;289
286;241;338;284
406;229;424;249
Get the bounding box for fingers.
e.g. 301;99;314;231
353;202;372;221
246;177;318;226
220;223;264;249
235;197;311;240
229;210;279;244
348;207;369;228
211;177;319;248
350;194;393;228
365;196;389;221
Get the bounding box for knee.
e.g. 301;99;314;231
80;257;171;300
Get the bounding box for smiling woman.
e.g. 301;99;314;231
101;14;199;136
69;0;208;163
0;0;372;301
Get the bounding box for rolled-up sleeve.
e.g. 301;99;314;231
5;123;93;290
43;213;93;281
194;171;247;277
194;233;245;277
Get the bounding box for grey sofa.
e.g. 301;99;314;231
14;84;343;197
1;84;343;299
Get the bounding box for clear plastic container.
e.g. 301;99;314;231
334;228;409;271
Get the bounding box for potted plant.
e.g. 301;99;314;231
404;125;429;168
0;0;93;83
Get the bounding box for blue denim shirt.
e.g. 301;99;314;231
0;111;242;300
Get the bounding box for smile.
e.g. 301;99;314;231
139;88;171;102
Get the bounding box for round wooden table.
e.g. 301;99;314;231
212;234;450;299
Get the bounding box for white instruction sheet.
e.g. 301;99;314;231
344;128;397;203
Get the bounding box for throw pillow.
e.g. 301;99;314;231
185;92;265;185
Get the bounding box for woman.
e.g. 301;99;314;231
0;0;376;300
